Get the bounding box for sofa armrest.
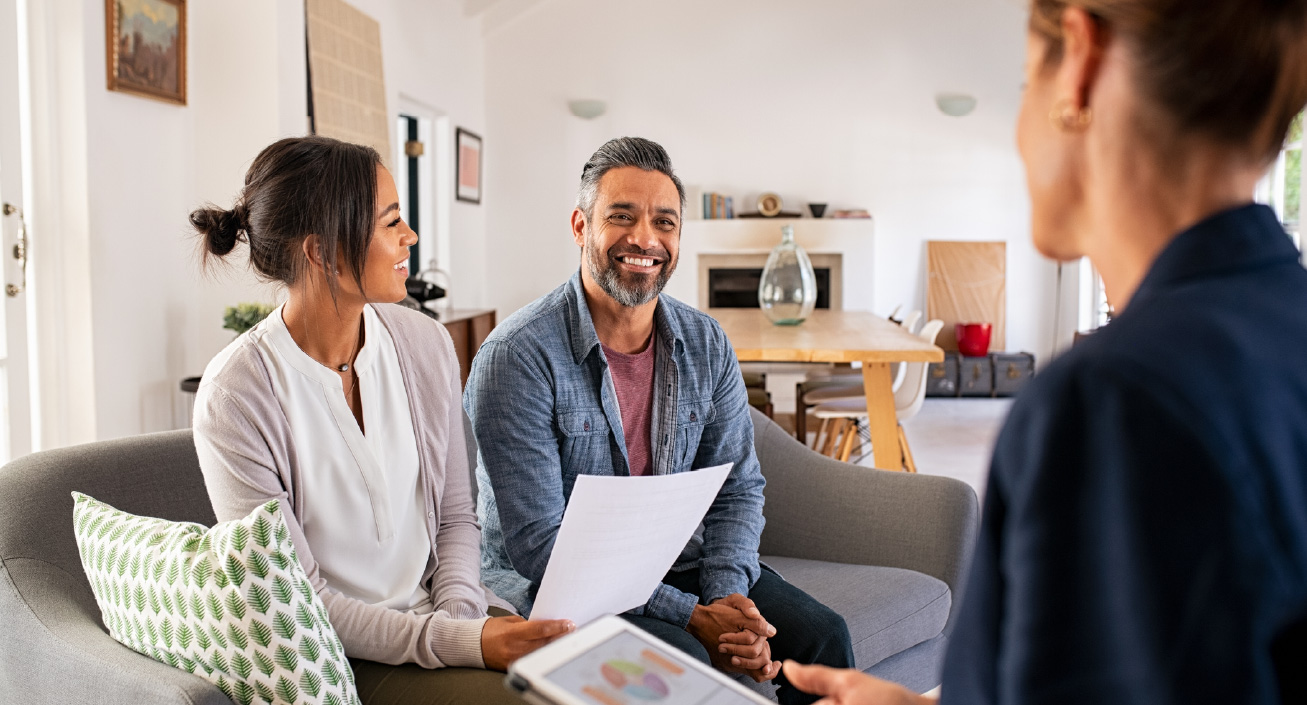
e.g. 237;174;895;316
751;409;979;617
1;557;231;705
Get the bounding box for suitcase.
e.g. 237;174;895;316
959;356;994;397
926;352;960;397
991;352;1036;397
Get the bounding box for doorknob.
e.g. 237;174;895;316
2;202;27;297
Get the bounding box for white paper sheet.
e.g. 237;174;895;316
530;463;734;626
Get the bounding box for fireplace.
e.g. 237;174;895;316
698;253;843;310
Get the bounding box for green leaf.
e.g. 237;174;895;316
160;589;174;615
297;634;321;663
177;623;194;649
272;611;296;641
191;557;212;587
274;675;299;704
147;586;160;613
231;524;249;553
247;552;270;580
226;591;247;621
295;577;314;603
166;560;180;586
324;693;343;705
196;627;211;651
116;550;130;577
160;616;174;647
222;302;276;335
300;670;323;698
231;651;253;679
215;676;235;702
228;623;249;651
206;593;225;622
214;569;230;589
249;620;273;648
180;534;200;553
133;585;146;612
109;524;126;542
295;603;314;629
274;521;289;545
190;593;205;621
248;584;271;614
253;680;275;703
211;652;230;675
209;623;229;650
225;554;246;588
163;650;180;669
232;680;255;705
274;643;299;673
144;617;158;644
152;556;166;580
147;531;168;548
322;660;341;687
175;589;190;619
179;655;196;674
106;545;119;573
197;535;212;555
252;516;272;549
129;553;142;579
252;649;276;677
271;575;293;605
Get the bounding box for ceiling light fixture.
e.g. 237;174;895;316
935;93;978;117
567;99;607;119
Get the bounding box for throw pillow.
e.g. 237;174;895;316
71;493;361;705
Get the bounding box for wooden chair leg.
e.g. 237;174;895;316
795;383;807;442
822;419;845;457
814;418;830;451
898;424;917;473
837;420;858;462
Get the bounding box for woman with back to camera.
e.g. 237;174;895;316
191;136;573;704
785;0;1307;703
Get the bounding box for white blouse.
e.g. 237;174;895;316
256;304;433;613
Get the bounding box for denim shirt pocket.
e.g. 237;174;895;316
558;409;609;483
676;398;715;471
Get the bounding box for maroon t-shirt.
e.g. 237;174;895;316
601;337;657;476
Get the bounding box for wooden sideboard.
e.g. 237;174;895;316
437;308;497;387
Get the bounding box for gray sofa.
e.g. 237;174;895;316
0;409;978;703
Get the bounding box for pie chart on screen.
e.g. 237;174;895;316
600;660;670;700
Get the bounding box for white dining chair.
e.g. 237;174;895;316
810;319;945;469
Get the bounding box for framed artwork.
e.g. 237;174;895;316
456;127;482;204
105;0;187;105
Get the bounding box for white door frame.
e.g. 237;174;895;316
0;0;33;460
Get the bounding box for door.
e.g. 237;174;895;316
0;0;33;462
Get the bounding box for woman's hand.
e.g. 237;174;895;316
782;661;933;705
480;615;575;671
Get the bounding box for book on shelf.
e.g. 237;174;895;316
700;192;735;219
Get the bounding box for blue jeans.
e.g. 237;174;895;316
621;568;854;705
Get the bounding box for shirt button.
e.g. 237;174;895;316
428;511;435;518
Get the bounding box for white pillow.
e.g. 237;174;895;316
72;493;361;705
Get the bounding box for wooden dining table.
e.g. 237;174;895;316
709;309;945;471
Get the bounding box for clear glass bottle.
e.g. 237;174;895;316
758;224;817;325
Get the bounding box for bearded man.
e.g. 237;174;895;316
464;137;853;704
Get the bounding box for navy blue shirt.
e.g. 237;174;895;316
941;205;1307;704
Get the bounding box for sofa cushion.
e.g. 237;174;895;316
761;556;950;669
72;493;361;705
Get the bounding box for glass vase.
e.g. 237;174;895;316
758;224;817;325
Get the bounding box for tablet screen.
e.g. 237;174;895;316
543;630;758;705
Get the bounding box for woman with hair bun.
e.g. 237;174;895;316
191;136;572;704
784;0;1307;703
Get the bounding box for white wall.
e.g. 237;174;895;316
483;0;1065;361
27;0;489;444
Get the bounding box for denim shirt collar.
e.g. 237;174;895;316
565;270;686;366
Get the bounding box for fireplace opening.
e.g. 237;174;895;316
707;268;832;309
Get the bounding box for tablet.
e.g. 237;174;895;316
506;615;774;705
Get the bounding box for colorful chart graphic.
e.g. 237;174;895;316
599;659;670;700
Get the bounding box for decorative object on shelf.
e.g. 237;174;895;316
105;0;187;105
808;203;827;218
702;192;735;219
935;92;978;117
757;192;783;217
222;302;275;336
567;99;607;119
456;127;482;204
758;224;817;326
830;209;871;219
955;322;993;357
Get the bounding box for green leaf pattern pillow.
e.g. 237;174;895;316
72;493;361;705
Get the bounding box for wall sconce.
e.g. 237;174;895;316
935;93;977;117
567;99;607;119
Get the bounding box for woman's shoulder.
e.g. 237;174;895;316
371;303;453;349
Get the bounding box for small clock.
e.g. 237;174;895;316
757;192;783;218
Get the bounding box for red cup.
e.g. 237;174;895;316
956;323;992;357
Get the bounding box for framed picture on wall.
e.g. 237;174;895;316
105;0;188;105
456;127;482;204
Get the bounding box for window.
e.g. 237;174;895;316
1256;111;1304;247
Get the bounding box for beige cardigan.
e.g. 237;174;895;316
193;303;498;669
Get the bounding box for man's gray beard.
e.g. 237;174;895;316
584;231;675;308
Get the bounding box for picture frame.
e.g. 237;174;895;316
105;0;187;105
456;127;482;204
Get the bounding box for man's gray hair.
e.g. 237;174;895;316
576;137;686;218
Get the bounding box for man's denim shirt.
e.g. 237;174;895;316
463;271;765;628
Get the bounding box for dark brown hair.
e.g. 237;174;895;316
190;136;382;299
1030;0;1307;161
